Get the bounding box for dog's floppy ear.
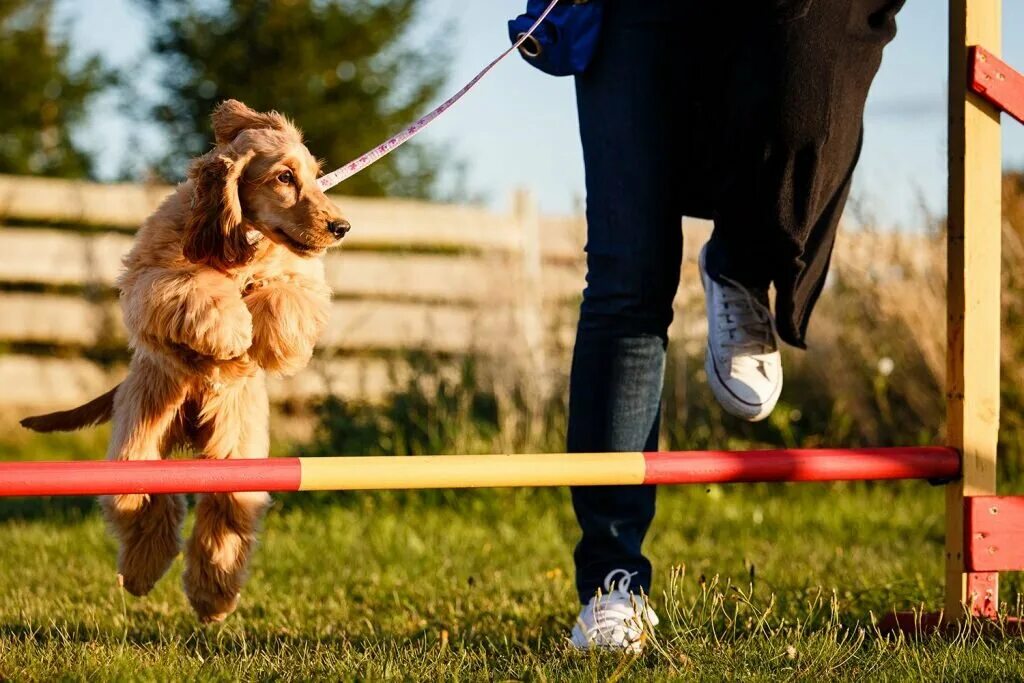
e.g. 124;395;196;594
212;99;300;145
183;148;257;271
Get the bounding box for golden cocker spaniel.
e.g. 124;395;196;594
22;99;349;622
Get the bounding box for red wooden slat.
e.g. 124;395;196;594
967;571;998;618
970;46;1024;125
964;496;1024;572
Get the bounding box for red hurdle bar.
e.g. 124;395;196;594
0;447;960;498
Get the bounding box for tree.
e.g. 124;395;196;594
0;0;112;178
137;0;451;198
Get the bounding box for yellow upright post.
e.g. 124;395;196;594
945;0;1003;619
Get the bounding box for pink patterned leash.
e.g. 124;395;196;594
318;0;560;191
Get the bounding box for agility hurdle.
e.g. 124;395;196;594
2;0;1023;633
0;448;960;498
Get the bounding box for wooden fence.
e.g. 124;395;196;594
0;174;935;413
0;175;608;411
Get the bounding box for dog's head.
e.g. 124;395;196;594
184;99;350;270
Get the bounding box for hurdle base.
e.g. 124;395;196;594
878;611;1024;636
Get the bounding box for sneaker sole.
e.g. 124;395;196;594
704;344;782;422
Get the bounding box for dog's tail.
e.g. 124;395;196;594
20;385;119;433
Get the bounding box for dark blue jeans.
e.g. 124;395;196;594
568;0;903;602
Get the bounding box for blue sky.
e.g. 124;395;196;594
59;1;1023;230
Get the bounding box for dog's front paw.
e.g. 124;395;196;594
192;300;253;360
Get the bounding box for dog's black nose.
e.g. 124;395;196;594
327;219;351;239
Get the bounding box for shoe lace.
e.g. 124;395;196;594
715;274;777;355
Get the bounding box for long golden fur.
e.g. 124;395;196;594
21;100;349;623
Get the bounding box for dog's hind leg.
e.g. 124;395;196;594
184;370;270;623
101;352;189;597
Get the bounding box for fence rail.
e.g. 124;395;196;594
0;174;584;257
0;175;597;411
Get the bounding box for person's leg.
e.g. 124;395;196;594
705;0;906;347
569;0;685;605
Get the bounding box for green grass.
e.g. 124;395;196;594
3;479;1024;680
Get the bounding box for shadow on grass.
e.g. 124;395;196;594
0;618;574;657
0;495;96;521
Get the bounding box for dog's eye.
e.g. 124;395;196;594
277;171;294;184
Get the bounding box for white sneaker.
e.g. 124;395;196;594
699;244;783;422
570;569;659;653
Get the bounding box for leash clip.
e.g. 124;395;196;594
517;32;543;59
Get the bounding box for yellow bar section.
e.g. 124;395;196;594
298;452;646;491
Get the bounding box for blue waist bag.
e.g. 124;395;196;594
508;0;604;77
